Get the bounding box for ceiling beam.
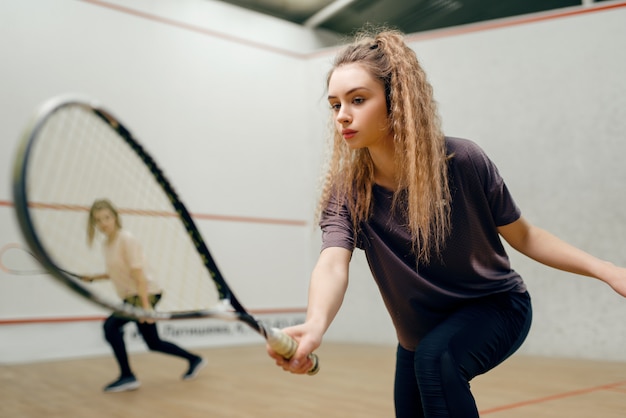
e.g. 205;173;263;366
303;0;357;28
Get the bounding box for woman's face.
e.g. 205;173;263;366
327;63;392;150
93;208;118;237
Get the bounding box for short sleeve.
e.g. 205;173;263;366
319;193;356;252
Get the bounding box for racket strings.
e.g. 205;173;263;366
25;104;220;313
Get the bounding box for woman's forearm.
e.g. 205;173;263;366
501;217;610;280
305;247;351;336
130;268;152;309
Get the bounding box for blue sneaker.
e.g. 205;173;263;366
103;375;140;392
183;357;207;380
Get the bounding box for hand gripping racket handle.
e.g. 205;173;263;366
267;327;320;375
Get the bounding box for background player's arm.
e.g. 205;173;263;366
81;273;109;282
130;267;152;310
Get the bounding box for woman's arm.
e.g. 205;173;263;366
81;273;109;282
498;216;626;297
305;246;352;337
130;267;152;311
269;246;352;374
130;267;155;323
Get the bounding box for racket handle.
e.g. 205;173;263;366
267;327;320;375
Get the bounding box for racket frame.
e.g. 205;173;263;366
12;95;319;373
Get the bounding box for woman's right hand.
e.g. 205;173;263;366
266;322;322;375
268;247;351;374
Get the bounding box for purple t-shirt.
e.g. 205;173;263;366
320;137;527;350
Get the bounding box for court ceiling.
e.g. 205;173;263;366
216;0;603;35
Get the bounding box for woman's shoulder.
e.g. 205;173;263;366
445;136;485;156
446;136;494;165
445;136;508;193
117;229;137;243
445;136;500;182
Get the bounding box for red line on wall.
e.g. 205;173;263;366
79;0;307;59
0;307;306;326
81;0;626;59
192;212;306;226
0;199;307;226
407;1;626;43
0;316;106;325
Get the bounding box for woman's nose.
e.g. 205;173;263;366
336;107;351;124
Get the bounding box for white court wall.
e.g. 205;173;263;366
1;0;626;363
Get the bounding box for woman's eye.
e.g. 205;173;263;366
330;103;341;111
353;97;365;104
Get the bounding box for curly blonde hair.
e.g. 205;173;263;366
318;28;451;264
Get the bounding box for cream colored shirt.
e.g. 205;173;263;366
104;229;162;299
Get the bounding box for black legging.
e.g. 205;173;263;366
103;295;197;377
394;291;532;418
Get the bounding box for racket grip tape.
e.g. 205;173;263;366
267;327;320;375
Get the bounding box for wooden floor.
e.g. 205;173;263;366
1;343;626;417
